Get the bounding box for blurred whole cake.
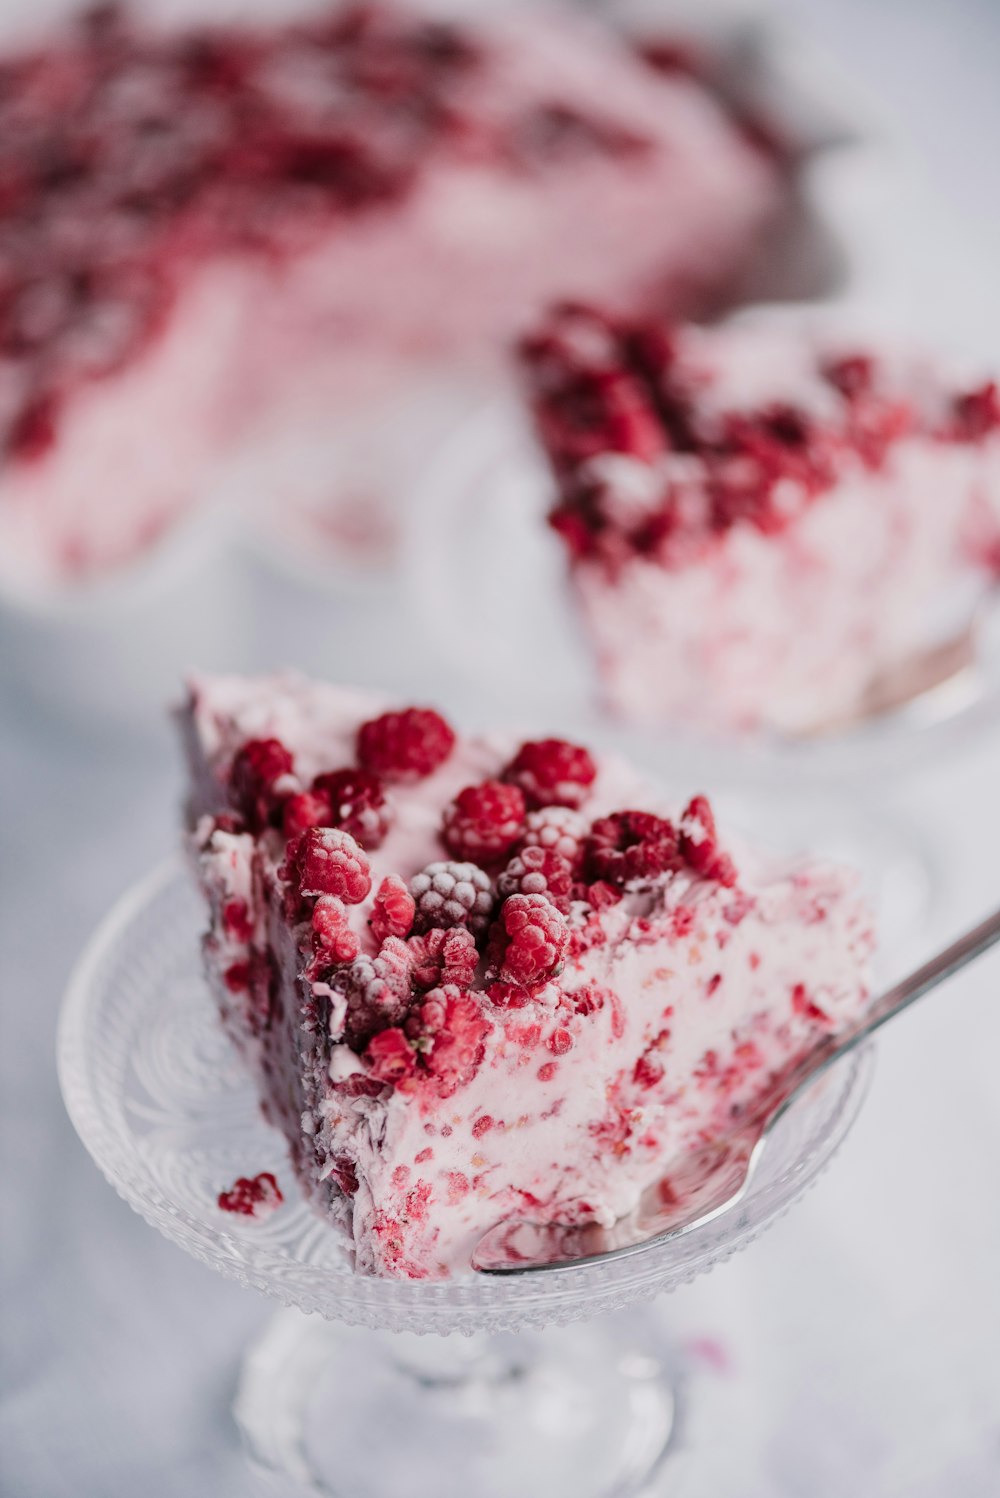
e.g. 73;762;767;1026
0;0;786;591
182;672;875;1278
521;304;1000;735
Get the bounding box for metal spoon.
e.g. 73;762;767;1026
472;906;1000;1274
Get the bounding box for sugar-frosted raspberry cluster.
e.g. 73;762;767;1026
220;707;738;1118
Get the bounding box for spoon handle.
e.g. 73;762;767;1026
776;906;1000;1125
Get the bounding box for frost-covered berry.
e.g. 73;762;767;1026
497;845;573;913
502;738;596;810
312;768;392;850
488;893;568;988
282;790;331;841
583;810;682;888
311;895;361;965
229;737;296;830
370;874;416;944
407;925;478;992
442;781;525;864
678;795;737;886
366;1027;418;1087
286;827;372;906
405;986;489;1096
336;936;413;1050
520;806;587;868
357;706;456;781
410;861;493;937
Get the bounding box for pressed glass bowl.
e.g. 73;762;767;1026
58;858;874;1496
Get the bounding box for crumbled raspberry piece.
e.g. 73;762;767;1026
366;1027;418;1086
951;382;1000;441
791;981;830;1025
229;738;296;830
370;874;416;944
357;707;456;780
822;353;876;401
285;827;372;906
8;394;58;462
546;1027;573;1055
329;1156;359;1196
223;960;250;993
442;781;526;863
575;879;623;911
678;795;737;886
583;810;682;887
519;806;587;869
222;899;253;942
502;738;597;810
633;1053;664;1089
488;893;568;988
217;1171;283;1218
311;895;361;965
404;986;490;1096
410;860;493;937
407;925;478;991
335;937;413;1050
487;981;533;1009
282;790;332;841
312;768;391;849
497;845;574;913
472;1115;494;1138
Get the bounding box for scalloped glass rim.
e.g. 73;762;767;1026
403;400;1000;786
58;858;874;1336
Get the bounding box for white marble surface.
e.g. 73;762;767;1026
2;2;1000;1496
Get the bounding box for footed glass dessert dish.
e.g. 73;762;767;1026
59;861;875;1497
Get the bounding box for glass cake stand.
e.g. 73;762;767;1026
404;400;1000;791
58;860;874;1498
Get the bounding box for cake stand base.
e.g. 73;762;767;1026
234;1308;683;1498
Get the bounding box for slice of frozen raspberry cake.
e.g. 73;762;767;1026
521;305;1000;735
181;672;875;1279
0;2;782;591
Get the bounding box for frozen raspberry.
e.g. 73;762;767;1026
407;925;478;992
497;846;573;913
217;1171;283;1218
410;861;493;937
678;795;737;886
520;303;668;470
335;937;414;1050
442;781;526;864
519;806;587;869
951;382;1000;441
282;790;331;841
357;707;456;781
503;738;596;810
312;768;391;849
286;827;372;906
583;810;682;888
405;986;489;1096
366;1027;418;1087
229;738;296;830
370;875;416;944
488;893;568;988
311;896;361;965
